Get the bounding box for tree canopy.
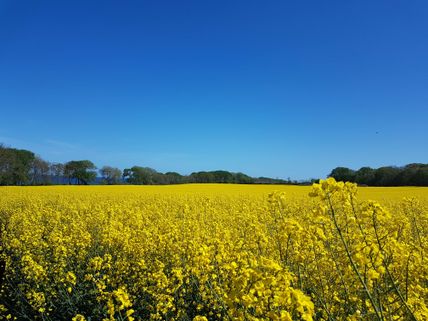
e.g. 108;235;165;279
0;145;35;185
328;164;428;186
64;160;97;185
99;166;122;185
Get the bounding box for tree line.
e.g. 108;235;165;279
0;144;290;186
328;164;428;186
0;145;96;185
2;144;427;186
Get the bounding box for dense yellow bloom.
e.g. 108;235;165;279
0;183;427;320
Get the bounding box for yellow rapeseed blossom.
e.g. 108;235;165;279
72;314;86;321
0;183;427;320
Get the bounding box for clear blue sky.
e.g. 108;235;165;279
1;1;427;180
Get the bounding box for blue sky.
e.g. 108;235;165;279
0;0;427;180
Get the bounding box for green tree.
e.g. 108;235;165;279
410;165;428;186
0;145;35;185
373;166;400;186
64;160;97;185
212;170;234;183
99;166;122;184
50;163;65;184
189;171;215;183
123;166;158;184
30;156;51;185
234;172;255;184
328;167;356;182
0;145;15;185
164;172;184;184
355;167;375;185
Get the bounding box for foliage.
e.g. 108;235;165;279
50;163;65;184
329;167;356;183
64;160;97;185
30;156;51;185
123;168;256;185
0;145;35;185
100;166;122;185
254;177;289;185
329;164;428;186
164;172;185;184
0;183;427;320
188;171;255;184
123;166;159;184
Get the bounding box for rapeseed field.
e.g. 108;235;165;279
1;180;427;320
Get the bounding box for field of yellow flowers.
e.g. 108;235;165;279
1;181;427;321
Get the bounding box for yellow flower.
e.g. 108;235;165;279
66;271;77;285
72;314;86;321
